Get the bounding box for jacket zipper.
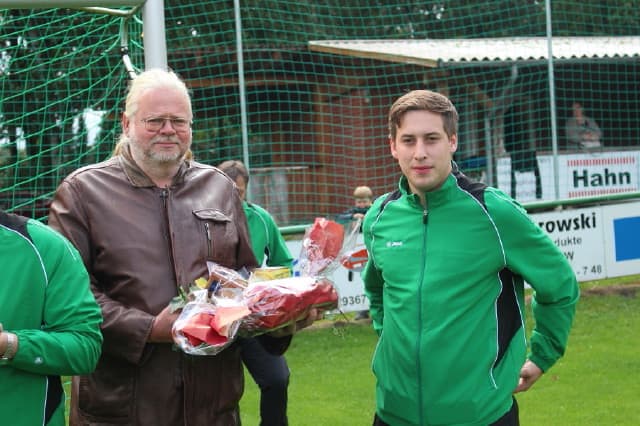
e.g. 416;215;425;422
160;188;177;284
204;222;212;258
417;206;428;425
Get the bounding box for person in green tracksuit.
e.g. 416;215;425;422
217;160;293;277
362;90;579;426
0;209;103;426
218;160;294;426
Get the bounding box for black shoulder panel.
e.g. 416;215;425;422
376;189;401;219
452;164;487;208
0;209;32;242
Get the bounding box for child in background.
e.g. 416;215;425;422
337;186;373;320
336;186;373;226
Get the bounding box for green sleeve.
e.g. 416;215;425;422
11;221;103;376
263;212;294;269
250;203;294;269
485;188;579;372
361;202;385;336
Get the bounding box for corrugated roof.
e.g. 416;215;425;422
308;37;640;67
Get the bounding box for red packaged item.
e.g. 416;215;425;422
300;218;345;276
181;311;227;348
172;290;250;355
340;247;369;271
242;276;338;333
172;262;340;354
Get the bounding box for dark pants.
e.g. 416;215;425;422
373;398;519;426
240;337;290;426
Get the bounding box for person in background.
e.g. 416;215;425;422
48;68;319;425
337;185;373;320
503;102;541;200
0;208;103;425
218;159;293;426
565;101;602;148
362;89;579;426
337;185;373;226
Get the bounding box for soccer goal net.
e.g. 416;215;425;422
1;2;639;224
0;5;143;219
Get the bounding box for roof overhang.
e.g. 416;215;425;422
308;37;640;68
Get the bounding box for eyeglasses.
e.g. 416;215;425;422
141;117;192;132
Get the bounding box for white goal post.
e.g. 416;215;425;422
0;0;167;70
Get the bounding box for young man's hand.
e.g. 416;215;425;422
514;360;543;393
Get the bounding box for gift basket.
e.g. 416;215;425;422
172;217;355;355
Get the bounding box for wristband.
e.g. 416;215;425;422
0;323;18;361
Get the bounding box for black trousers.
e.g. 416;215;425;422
239;337;291;426
373;398;519;426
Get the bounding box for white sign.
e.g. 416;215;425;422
538;151;639;199
529;207;606;280
497;150;640;202
329;237;369;313
495;157;539;202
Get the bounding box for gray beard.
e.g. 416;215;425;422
125;134;185;167
147;148;182;164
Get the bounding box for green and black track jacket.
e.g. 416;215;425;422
362;167;579;426
0;210;102;425
244;201;293;268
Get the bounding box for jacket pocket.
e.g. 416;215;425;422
193;209;237;265
78;357;134;422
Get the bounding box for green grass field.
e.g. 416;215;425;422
240;282;640;425
63;279;639;425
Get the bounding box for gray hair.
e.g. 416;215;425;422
123;68;192;119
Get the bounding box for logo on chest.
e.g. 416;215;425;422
385;241;404;248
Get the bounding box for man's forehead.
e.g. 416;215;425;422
136;88;192;117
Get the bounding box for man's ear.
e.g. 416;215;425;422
121;113;130;134
389;136;398;159
449;134;458;154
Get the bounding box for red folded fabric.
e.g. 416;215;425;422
307;218;345;262
181;305;250;347
243;276;338;331
181;312;228;347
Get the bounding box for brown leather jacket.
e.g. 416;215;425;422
48;148;287;425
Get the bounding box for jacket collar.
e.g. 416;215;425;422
397;161;459;208
117;142;189;188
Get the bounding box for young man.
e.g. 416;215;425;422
48;69;318;425
218;159;293;426
362;90;579;426
0;209;102;425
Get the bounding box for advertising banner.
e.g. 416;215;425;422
530;207;606;280
538;151;639;199
497;150;640;202
285;201;639;312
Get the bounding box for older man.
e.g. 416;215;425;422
49;69;316;425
